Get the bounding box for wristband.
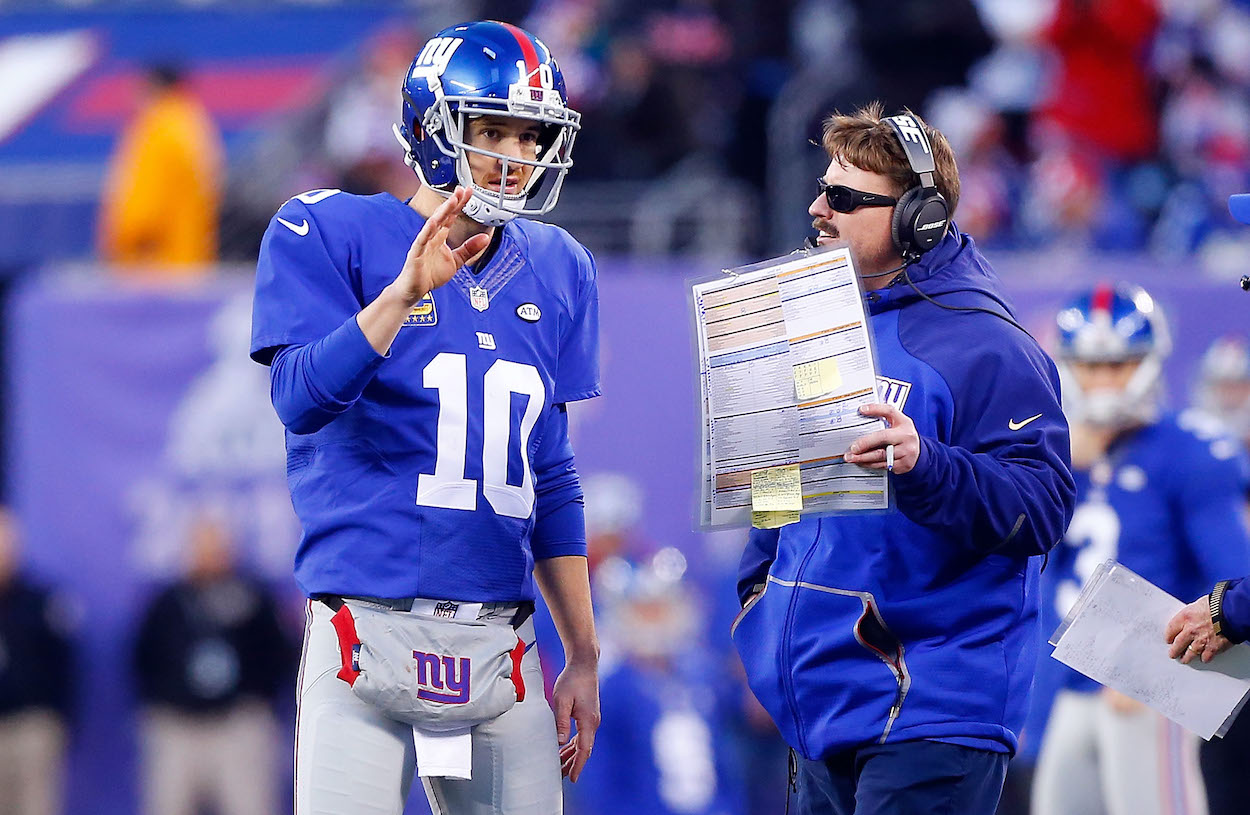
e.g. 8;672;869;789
1211;580;1232;637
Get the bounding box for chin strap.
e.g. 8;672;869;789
461;194;515;227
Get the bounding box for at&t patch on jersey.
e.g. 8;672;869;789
403;294;438;326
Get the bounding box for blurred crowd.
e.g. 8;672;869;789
938;0;1250;263
4;0;1249;267
207;0;1250;264
0;508;297;815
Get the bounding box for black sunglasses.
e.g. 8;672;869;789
816;179;898;213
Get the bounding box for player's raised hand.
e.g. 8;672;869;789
393;186;491;306
553;660;600;783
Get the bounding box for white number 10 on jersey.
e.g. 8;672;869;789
417;353;546;519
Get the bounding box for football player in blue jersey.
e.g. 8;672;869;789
250;21;600;815
1193;336;1250;453
572;549;745;815
732;104;1075;815
1031;283;1250;815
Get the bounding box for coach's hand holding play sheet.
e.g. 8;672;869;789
1050;560;1250;740
693;243;889;529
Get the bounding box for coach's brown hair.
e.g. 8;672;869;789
820;100;960;217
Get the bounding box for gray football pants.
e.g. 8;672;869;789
295;599;562;815
1032;689;1206;815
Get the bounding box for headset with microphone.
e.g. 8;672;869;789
803;111;1030;335
803;112;948;273
801;235;911;281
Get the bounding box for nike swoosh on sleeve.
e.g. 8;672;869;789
276;217;310;236
1007;413;1044;431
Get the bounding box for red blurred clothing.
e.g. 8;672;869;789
1039;0;1161;162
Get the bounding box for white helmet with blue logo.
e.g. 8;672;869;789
1055;282;1171;427
393;20;580;226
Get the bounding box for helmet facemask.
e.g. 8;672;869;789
397;79;580;226
1059;355;1165;428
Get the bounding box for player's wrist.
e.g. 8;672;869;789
1211;580;1232;637
382;281;427;310
562;642;600;667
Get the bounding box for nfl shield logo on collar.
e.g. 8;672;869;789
469;285;489;312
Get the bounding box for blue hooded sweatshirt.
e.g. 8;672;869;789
732;228;1076;760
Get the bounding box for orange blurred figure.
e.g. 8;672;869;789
97;64;224;275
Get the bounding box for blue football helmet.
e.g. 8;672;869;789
596;548;697;661
394;21;580;226
1055;282;1171;427
1195;336;1250;438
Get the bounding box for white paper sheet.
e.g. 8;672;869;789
1050;561;1250;740
694;245;889;528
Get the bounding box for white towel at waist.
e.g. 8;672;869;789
413;726;472;779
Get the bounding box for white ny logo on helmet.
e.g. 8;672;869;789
411;37;463;90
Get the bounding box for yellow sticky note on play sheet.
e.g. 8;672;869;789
794;357;842;401
750;464;803;512
752;509;801;529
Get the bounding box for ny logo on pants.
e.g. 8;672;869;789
413;651;470;704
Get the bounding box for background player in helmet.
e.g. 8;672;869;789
570;548;745;815
250;21;600;815
1030;283;1250;815
1193;336;1250;454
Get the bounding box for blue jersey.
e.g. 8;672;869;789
250;190;599;602
572;658;744;815
734;228;1075;760
1040;410;1250;694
